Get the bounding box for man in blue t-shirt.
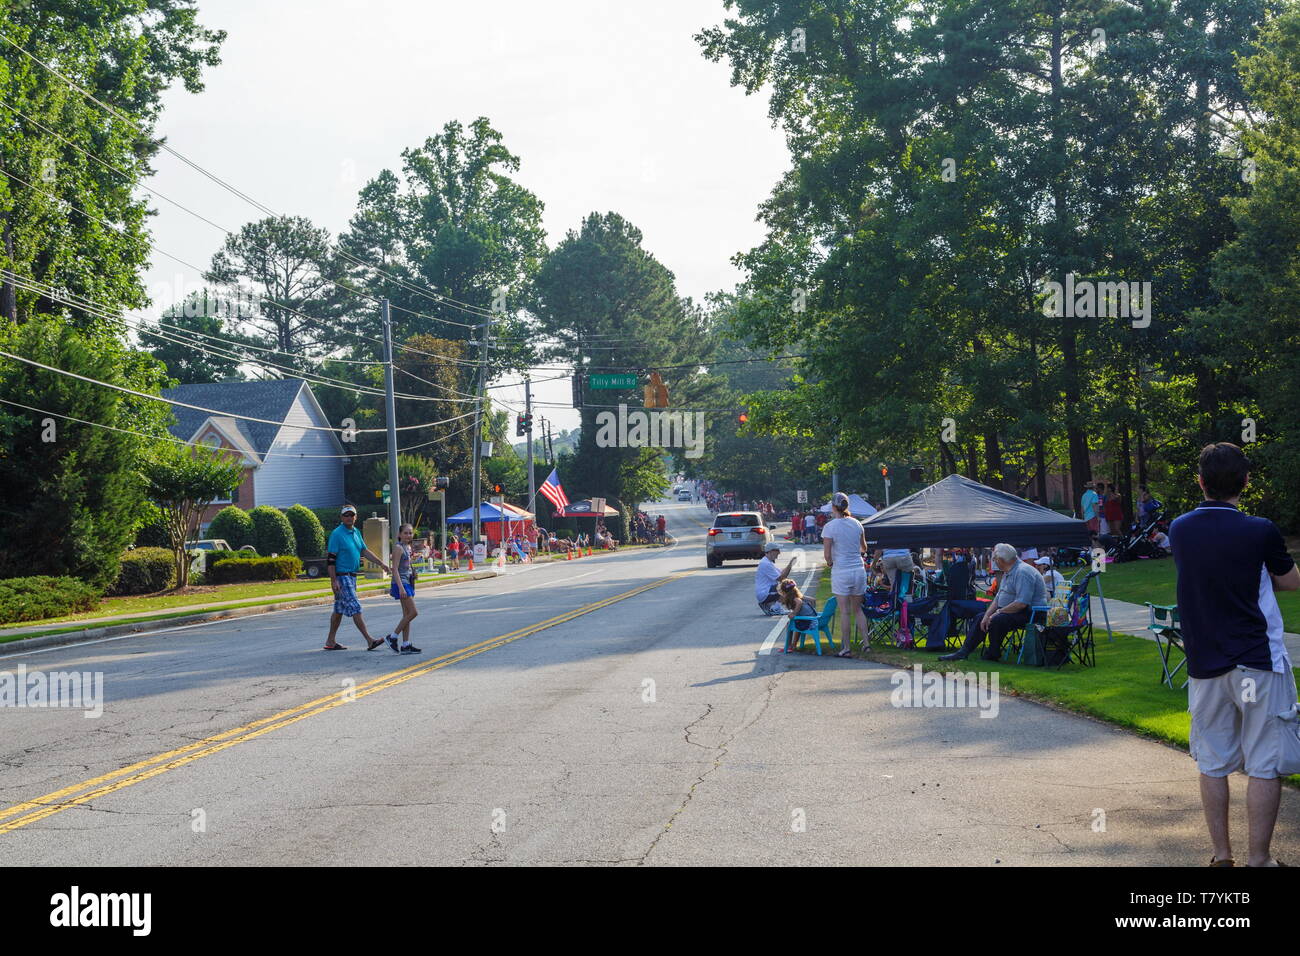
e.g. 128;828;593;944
1170;443;1300;867
323;504;392;651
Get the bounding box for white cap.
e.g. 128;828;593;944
1034;556;1052;566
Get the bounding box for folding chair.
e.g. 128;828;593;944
1040;585;1095;668
786;596;838;655
1146;603;1187;689
865;571;911;646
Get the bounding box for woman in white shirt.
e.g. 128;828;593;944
821;492;872;658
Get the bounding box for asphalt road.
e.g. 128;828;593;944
3;497;1298;865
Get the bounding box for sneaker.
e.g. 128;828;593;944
385;634;399;653
400;643;421;654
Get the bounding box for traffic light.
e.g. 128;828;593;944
738;412;749;425
516;414;526;437
492;483;503;495
572;374;583;409
523;411;533;433
880;465;889;478
435;476;449;490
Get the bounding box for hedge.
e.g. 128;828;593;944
250;505;296;557
111;547;177;596
285;504;326;558
206;556;303;584
0;576;103;625
134;515;171;549
207;505;255;549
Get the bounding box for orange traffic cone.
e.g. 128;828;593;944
467;555;474;571
565;549;572;560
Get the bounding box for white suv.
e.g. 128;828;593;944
706;512;772;567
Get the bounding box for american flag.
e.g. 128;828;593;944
539;468;569;511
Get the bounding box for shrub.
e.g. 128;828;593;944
310;506;345;533
207;505;255;549
285;504;327;558
110;547;177;596
134;514;171;548
206;556;302;584
0;576;102;625
249;505;296;557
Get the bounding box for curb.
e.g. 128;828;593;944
0;570;499;657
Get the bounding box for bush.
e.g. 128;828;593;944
285;504;327;558
206;556;302;584
110;547;177;596
310;507;345;533
249;505;296;557
208;505;255;549
134;514;171;549
0;575;102;624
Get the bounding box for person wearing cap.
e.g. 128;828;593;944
1035;555;1065;595
755;541;796;615
323;504;391;651
822;491;873;657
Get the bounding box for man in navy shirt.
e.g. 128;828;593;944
1170;443;1300;866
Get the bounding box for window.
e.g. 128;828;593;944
713;514;759;528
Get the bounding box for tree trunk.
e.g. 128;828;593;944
1119;423;1133;529
1;212;17;324
982;429;1004;489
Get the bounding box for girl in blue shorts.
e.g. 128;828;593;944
381;523;421;654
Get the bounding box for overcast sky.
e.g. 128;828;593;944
143;0;788;433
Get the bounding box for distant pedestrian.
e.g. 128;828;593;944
1170;442;1300;867
323;504;390;651
1105;483;1124;534
656;514;667;543
379;522;421;654
1081;482;1101;538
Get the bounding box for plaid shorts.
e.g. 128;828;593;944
333;574;362;617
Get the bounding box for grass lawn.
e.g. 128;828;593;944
0;574;470;632
807;570;1300;782
1081;557;1300;633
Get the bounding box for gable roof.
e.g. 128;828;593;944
162;379;307;456
860;473;1091;548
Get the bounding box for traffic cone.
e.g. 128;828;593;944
565;549;571;560
496;549;505;569
467;554;474;571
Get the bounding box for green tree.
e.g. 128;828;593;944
0;317;169;587
0;0;224;329
206;216;345;370
136;291;249;384
336;118;547;372
141;441;245;588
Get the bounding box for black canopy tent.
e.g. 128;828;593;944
860;474;1091;549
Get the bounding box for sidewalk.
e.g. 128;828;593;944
1095;594;1300;660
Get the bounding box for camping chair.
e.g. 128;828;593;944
1146;603;1187;689
786;596;838;655
1036;578;1096;668
865;570;912;646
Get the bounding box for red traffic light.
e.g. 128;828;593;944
738;412;749;424
880;466;889;477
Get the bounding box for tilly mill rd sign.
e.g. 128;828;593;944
589;373;638;390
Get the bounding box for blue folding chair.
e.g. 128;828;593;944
786;596;838;655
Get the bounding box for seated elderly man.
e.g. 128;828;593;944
940;542;1047;661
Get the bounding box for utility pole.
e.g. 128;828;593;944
525;376;535;510
470;307;491;548
381;299;401;568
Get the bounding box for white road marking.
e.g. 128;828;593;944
758;565;820;655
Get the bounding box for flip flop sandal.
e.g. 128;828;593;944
365;638;385;651
836;649;853;658
322;643;348;651
1208;857;1234;867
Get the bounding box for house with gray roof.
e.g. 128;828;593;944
162;379;348;528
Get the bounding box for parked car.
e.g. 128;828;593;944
184;539;232;578
676;488;692;501
705;512;773;567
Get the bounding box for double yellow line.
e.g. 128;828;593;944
0;570;693;836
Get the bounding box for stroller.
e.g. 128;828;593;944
1108;509;1168;563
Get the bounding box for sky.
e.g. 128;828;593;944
142;0;790;434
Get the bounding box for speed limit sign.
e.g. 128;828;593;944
796;490;808;503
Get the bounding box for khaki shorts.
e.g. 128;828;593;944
1188;665;1299;778
882;553;915;584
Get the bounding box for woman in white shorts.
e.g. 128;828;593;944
821;492;872;658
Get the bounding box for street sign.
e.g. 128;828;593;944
591;497;606;514
589;373;637;390
796;490;808;503
382;482;391;505
427;490;445;502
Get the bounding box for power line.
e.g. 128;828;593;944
4;270;479;405
0;348;477;434
0;396;481;460
0;32;505;330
